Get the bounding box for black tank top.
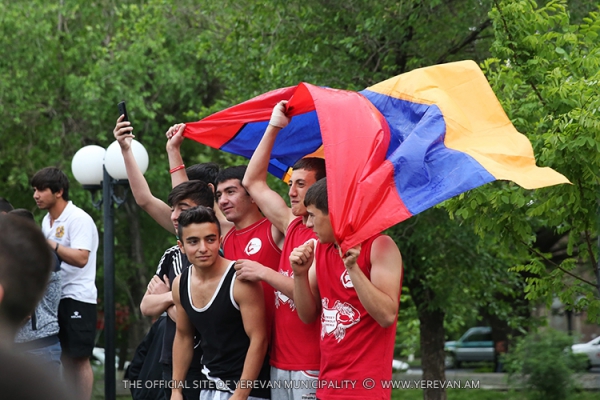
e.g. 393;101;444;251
179;262;270;398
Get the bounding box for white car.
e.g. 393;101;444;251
392;359;409;371
571;336;600;368
91;347;130;370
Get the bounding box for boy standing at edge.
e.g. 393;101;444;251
291;178;403;400
32;167;99;400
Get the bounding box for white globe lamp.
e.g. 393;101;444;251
104;139;149;180
71;145;107;187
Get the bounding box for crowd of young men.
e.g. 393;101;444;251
114;100;403;400
0;98;402;400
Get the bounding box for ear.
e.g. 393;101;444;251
207;183;215;193
177;239;184;252
55;188;64;199
0;284;4;305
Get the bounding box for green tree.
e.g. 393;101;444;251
390;208;529;400
446;0;600;324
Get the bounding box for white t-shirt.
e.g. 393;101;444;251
42;201;98;304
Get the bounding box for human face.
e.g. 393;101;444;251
171;198;199;232
305;204;335;243
178;222;220;269
215;179;253;223
288;169;318;217
33;187;59;210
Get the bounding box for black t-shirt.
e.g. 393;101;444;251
155;245;202;367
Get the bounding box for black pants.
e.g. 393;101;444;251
162;363;205;400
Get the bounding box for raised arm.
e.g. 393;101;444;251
291;240;320;324
165;124;189;188
342;236;403;328
234;279;268;399
165;124;234;237
113;116;175;234
242;102;295;234
170;276;194;400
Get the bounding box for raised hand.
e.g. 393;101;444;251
113;114;134;150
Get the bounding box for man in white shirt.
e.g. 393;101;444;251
32;167;99;400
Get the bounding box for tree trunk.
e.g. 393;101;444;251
418;306;447;400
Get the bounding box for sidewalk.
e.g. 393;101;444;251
393;369;600;390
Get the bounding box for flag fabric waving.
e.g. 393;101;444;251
184;60;569;252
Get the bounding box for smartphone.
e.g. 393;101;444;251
117;101;129;122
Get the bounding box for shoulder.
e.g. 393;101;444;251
171;274;183;303
370;235;402;266
371;235;399;252
156;245;180;271
68;203;94;221
233;273;263;299
66;204;97;231
160;245;181;259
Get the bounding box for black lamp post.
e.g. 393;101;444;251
72;141;148;400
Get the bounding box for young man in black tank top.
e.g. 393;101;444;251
171;206;270;400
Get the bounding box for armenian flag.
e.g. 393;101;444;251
184;60;569;252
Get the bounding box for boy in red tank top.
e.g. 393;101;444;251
290;178;403;400
236;102;326;400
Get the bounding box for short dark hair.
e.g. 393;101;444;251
186;163;220;187
177;206;221;238
215;165;247;187
167;180;214;208
31;167;70;201
0;197;14;213
304;177;328;214
0;215;53;329
8;209;34;221
292;157;326;182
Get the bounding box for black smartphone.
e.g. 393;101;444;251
117;101;129;122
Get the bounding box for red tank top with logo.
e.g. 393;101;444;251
270;217;321;370
222;217;281;338
315;235;399;399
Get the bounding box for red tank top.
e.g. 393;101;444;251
315;235;399;400
270;217;321;370
222;217;281;339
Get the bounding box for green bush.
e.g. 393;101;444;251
503;329;588;400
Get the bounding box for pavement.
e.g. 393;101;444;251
393;367;600;390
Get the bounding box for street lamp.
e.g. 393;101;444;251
71;140;148;400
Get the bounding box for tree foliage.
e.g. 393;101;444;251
446;0;600;322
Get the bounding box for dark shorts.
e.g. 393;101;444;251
58;298;97;358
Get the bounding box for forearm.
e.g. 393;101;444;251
171;331;194;393
140;292;174;317
166;145;188;188
122;148;154;207
236;335;268;398
243;125;279;190
51;242;87;268
261;268;294;300
122;149;175;233
348;267;398;327
293;273;319;324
